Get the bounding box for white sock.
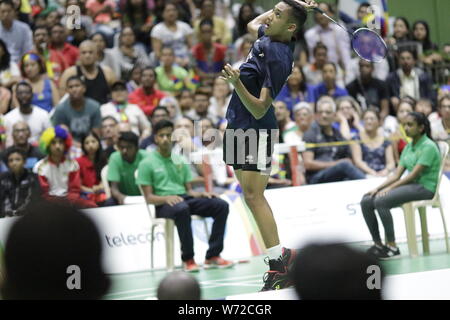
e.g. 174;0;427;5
267;245;282;260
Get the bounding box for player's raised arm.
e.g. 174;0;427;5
247;9;273;38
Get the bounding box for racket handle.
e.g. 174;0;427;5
313;7;325;14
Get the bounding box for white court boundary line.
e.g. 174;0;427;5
105;274;262;299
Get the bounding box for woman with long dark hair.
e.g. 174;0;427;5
412;20;441;66
90;32;120;78
387;17;412;46
14;53;60;113
0;39;21;89
76;131;108;205
361;112;442;259
233;3;257;41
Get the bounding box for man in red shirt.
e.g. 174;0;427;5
129;67;166;117
31;26;68;84
49;23;80;67
191;19;227;86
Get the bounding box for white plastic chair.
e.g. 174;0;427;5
101;165;111;199
401;141;450;257
135;170;210;270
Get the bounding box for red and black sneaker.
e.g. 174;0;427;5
260;257;292;291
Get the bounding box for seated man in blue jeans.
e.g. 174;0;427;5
302;96;365;184
136;119;234;272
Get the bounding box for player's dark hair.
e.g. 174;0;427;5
282;0;308;32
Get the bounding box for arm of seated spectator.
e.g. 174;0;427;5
81;185;94;193
50;80;60;109
379;164;425;194
0;87;11;114
185;182;217;198
268;177;292;186
92;181;104;193
368;164;405;195
390;96;400;113
336;111;352;140
11;84;19;108
350;143;377;176
141;184;184;206
110;181;126;205
380;99;389;122
137;113;151;139
66;170;82;201
384;144;396;173
102;65;117;88
58;67;77;97
151;37;162;61
37;173;50;198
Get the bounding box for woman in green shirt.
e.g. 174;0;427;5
360;112;441;259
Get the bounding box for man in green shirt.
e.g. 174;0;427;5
361;112;441;260
136;119;233;272
105;131;148;205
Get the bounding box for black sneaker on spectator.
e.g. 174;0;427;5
378;245;401;260
366;244;385;258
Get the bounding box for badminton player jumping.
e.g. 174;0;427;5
221;0;317;291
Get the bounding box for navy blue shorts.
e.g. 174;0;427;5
222;128;279;174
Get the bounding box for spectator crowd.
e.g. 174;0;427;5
1;0;450;217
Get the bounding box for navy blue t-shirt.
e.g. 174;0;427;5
226;26;295;130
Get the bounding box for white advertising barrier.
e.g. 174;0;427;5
265;176;450;249
83;195;253;274
1;177;449;273
0;194;253;274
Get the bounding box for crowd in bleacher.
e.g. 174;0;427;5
1;0;450;216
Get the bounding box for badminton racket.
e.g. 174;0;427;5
313;7;388;63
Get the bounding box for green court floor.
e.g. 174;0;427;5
103;239;450;300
